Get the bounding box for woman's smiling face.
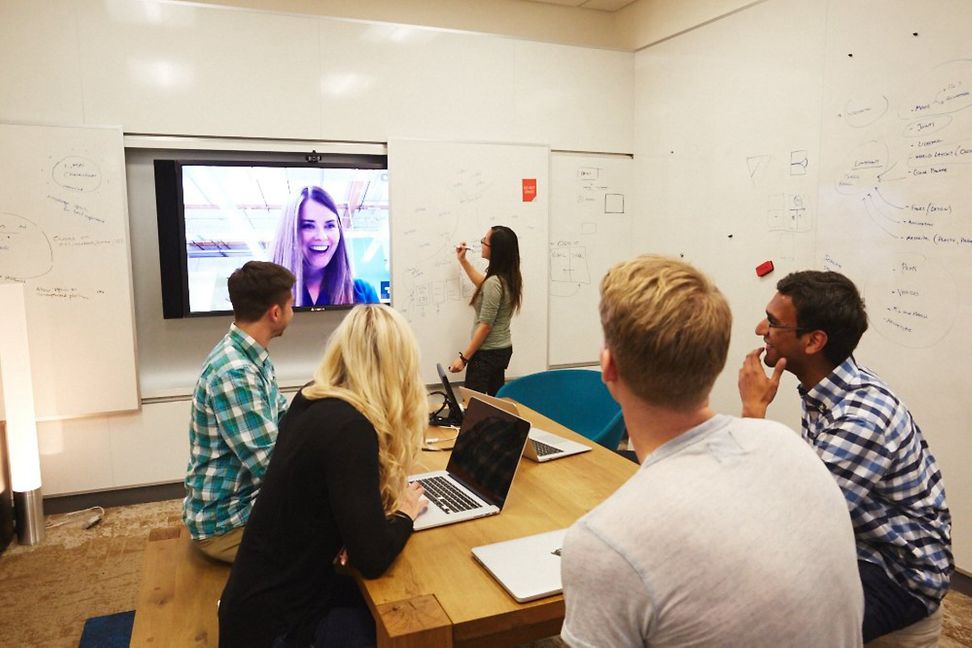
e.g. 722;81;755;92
299;198;340;272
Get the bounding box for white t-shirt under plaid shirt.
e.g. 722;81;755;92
799;356;952;611
183;324;288;540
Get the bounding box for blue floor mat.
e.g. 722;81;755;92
78;610;135;648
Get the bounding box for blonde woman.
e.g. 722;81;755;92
219;305;427;648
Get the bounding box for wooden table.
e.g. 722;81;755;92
358;403;637;648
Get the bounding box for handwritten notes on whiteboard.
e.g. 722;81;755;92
0;123;138;419
819;55;972;349
548;153;633;366
389;140;549;385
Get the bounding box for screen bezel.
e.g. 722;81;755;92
433;362;465;426
154;155;388;319
446;397;531;508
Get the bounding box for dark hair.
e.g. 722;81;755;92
227;261;296;323
470;226;522;313
776;270;868;365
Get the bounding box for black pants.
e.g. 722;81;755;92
464;347;513;396
273;574;375;648
858;559;931;642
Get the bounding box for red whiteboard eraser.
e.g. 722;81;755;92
756;260;774;277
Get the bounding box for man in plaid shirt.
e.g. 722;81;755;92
183;261;296;563
738;270;952;642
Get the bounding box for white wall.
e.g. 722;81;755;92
187;0;622;50
632;0;971;573
10;0;965;578
615;0;768;49
0;0;633;496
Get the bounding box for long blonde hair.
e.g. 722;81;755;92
301;305;426;514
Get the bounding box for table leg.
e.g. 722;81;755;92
375;594;453;648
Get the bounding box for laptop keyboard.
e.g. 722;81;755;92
532;439;561;457
415;475;480;514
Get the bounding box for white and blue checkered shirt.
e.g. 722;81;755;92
799;356;952;611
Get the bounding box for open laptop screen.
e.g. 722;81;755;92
447;398;530;509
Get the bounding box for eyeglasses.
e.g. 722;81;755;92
765;319;807;334
480;238;490;247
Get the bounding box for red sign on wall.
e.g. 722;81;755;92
522;178;537;202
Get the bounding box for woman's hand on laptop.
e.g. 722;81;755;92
400;482;429;521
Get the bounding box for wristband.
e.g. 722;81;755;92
458;351;469;365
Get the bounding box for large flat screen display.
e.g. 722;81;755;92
155;158;389;318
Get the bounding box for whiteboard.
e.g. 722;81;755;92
0;123;138;419
549;152;633;366
815;1;972;570
631;0;972;572
631;0;824;422
388;140;549;385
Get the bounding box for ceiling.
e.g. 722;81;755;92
520;0;639;12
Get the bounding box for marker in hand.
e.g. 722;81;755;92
456;244;471;253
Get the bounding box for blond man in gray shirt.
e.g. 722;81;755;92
561;256;863;647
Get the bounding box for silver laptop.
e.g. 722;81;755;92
472;528;568;602
410;397;531;531
459;386;592;463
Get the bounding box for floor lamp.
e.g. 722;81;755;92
0;284;44;545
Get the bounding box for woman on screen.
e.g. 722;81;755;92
448;225;522;395
271;185;379;307
218;305;428;648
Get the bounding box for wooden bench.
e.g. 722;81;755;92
130;526;229;647
130;525;457;647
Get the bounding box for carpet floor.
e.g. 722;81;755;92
0;499;182;647
0;498;969;647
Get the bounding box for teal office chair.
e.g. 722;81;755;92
496;369;626;450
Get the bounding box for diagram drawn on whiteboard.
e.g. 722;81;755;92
830;59;972;245
789;150;808;176
550;241;591;297
51;155;103;193
604;193;625;213
746;154;772;186
0;212;54;281
865;253;957;349
396;166;509;320
767;193;813;232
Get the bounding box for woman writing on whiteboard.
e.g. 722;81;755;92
271;185;379;307
218;305;428;647
448;225;522;395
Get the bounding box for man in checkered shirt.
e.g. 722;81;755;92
738;270;952;643
183;261;296;563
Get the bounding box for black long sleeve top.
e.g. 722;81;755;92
218;394;413;648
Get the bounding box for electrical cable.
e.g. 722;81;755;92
427;390;451;423
45;505;105;529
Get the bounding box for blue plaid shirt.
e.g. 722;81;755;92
183;324;288;540
799;356;952;610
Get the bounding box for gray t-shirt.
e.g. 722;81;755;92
561;414;863;647
473;275;513;350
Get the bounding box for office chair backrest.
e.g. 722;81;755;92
496;369;624;449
